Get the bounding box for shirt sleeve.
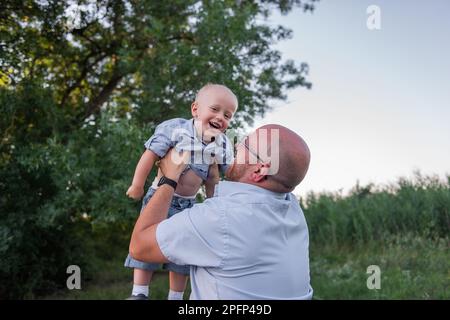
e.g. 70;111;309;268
155;200;226;268
144;119;182;157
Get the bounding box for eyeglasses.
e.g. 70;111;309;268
233;136;264;163
233;136;269;181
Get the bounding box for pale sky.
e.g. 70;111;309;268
250;0;450;197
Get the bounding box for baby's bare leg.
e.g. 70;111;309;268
134;268;153;285
127;268;154;299
169;271;188;297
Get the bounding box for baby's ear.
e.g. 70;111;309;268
191;102;198;117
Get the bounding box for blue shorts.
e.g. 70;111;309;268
124;188;195;276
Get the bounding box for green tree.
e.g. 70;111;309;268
1;0;315;132
0;0;318;299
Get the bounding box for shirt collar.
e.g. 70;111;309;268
215;181;288;200
190;118;226;146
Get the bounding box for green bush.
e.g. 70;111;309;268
0;154;89;298
302;173;450;248
0;107;157;299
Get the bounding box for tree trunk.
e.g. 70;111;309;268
84;73;124;118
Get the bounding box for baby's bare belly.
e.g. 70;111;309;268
156;168;202;197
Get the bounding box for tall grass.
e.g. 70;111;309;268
301;173;449;299
302;173;450;248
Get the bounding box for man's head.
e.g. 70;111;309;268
226;124;310;193
191;84;238;142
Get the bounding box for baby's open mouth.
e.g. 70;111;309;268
209;121;221;130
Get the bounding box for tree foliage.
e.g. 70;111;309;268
1;0;315;130
0;0;317;298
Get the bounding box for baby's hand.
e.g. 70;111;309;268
126;185;144;200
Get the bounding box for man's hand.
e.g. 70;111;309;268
126;185;144;200
159;148;190;182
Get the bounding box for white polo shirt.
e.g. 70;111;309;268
156;181;313;300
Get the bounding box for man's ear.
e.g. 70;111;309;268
191;102;198;118
251;163;271;182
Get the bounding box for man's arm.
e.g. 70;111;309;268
129;148;189;263
129;184;174;263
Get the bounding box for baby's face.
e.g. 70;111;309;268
192;87;237;141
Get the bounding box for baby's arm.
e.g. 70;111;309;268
204;163;220;198
126;150;159;200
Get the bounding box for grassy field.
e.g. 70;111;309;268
310;236;449;299
304;174;450;299
43;253;190;300
43;234;449;300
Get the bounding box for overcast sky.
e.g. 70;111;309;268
249;0;450;197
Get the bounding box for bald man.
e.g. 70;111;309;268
129;125;313;299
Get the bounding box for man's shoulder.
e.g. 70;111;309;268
193;197;226;212
199;193;249;214
187;197;234;222
211;184;302;213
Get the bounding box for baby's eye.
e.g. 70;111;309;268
210;106;218;111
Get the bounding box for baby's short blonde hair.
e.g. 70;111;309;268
195;83;238;109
